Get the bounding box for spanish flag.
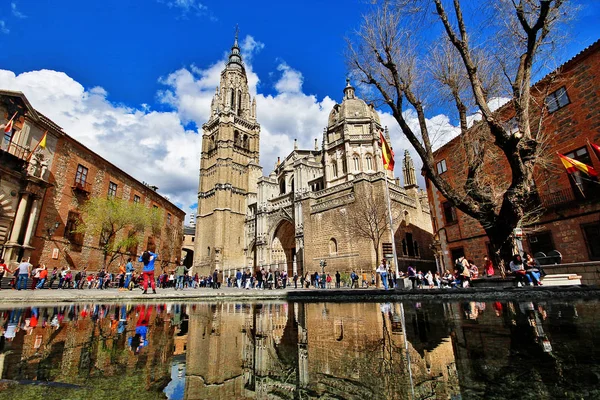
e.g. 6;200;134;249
379;130;395;171
558;153;598;177
590;141;600;162
3;112;16;134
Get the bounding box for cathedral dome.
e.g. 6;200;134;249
327;79;380;126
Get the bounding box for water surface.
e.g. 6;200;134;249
0;300;598;399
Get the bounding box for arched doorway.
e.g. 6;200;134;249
181;248;194;268
271;220;295;276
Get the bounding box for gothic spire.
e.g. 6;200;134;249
402;149;417;189
227;25;244;69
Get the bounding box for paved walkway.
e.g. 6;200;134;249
0;284;598;305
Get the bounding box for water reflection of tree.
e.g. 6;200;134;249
457;301;600;400
1;304;175;400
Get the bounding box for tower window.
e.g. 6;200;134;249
332;163;338;177
353;156;360;171
366;155;373;171
329;238;338;254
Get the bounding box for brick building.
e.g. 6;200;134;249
426;40;600;284
0;90;184;272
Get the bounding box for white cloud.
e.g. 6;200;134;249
274;62;304;94
11;2;26;19
0;33;461;216
157;0;216;20
0;69;202;217
466;96;512;128
0;20;9;34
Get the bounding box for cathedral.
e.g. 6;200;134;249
194;35;435;277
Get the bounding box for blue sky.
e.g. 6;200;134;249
1;0;598;218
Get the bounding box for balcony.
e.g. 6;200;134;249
72;178;92;194
0;139;29;173
540;188;575;209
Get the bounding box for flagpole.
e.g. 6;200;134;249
4;111;17;142
26;130;47;162
383;171;400;280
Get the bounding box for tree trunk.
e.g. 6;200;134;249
484;220;517;278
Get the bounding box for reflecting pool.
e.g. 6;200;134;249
0;300;598;399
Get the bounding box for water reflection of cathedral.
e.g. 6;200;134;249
0;301;596;399
184;302;460;400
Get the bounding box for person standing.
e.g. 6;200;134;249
139;251;158;294
0;259;12;290
217;269;224;289
293;272;298;289
48;267;58;289
407;265;417;289
376;260;389;290
236;269;242;288
31;264;42;290
36;265;48;289
281;270;288;289
350;271;358;289
16;258;32;290
175;263;189;290
97;269;106;289
118;263;126;289
78;267;88;289
335;271;341;288
483;256;495;277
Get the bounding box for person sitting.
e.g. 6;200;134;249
523;252;543;286
509;254;531;286
468;261;479;280
455;256;471;287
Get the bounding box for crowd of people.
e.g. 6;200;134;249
0;249;546;293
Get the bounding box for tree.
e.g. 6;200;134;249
74;197;163;267
347;0;572;268
335;186;398;268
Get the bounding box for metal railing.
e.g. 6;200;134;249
72;177;92;193
0;139;30;161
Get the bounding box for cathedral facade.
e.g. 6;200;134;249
194;37;435;277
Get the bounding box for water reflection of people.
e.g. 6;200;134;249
129;305;151;354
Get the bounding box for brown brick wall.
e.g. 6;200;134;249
30;135;184;272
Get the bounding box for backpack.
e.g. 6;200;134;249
455;259;465;274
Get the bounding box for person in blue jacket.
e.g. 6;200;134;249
139;250;158;294
124;257;134;290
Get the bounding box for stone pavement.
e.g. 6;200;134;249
0;284;598;305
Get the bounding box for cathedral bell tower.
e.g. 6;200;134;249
194;31;261;275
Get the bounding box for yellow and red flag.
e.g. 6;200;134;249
558;153;598;177
3;112;17;134
379;130;395;171
589;141;600;162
